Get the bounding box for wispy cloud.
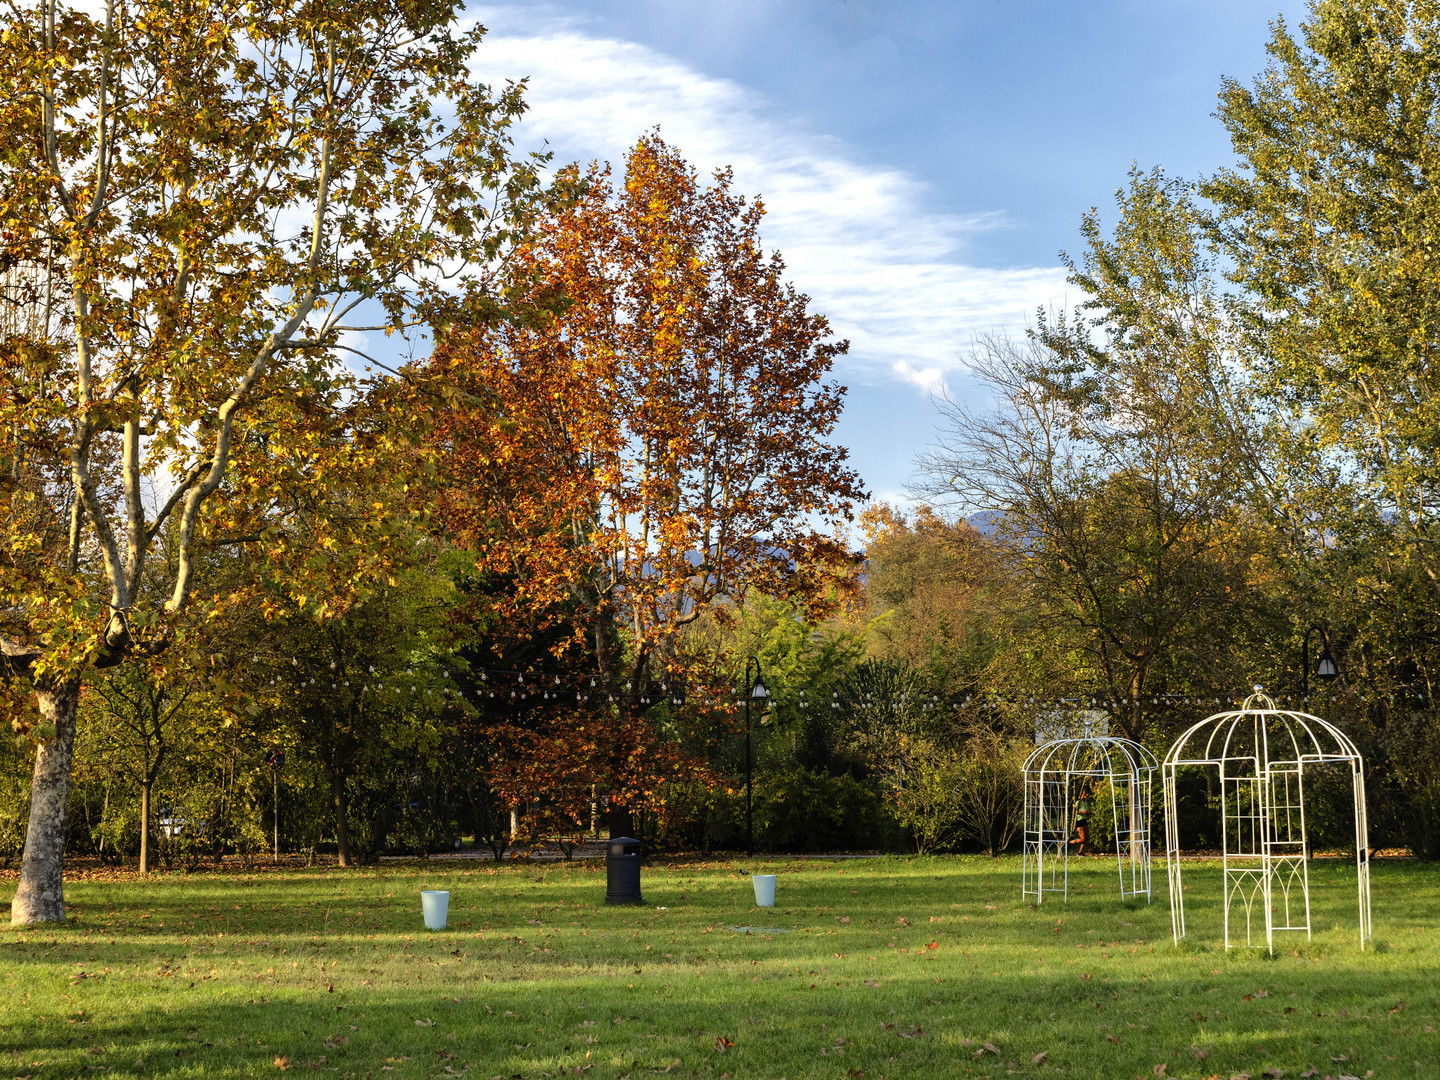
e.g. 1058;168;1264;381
471;4;1069;394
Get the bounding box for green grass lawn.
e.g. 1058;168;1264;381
2;855;1435;1080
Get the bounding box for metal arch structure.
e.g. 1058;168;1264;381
1162;689;1372;953
1022;736;1159;904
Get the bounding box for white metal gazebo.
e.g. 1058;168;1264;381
1162;688;1372;952
1022;735;1158;904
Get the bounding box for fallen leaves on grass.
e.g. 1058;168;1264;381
714;1036;733;1054
273;1056;289;1071
1031;1052;1047;1065
415;1018;435;1027
1389;1001;1405;1013
898;1026;924;1040
1152;1065;1167;1077
1262;1068;1285;1078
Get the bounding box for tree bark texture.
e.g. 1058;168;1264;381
139;781;152;875
11;681;80;925
329;768;352;867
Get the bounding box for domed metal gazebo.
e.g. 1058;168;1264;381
1022;734;1159;904
1162;688;1372;952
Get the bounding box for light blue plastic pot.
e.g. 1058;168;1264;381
421;890;450;930
752;874;777;908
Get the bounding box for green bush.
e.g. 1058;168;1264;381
752;768;884;853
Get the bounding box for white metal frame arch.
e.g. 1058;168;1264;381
1163;689;1372;953
1022;735;1159;904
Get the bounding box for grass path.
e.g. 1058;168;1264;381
2;856;1436;1080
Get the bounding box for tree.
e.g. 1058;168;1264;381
0;0;540;922
915;170;1262;738
434;135;866;829
1207;1;1440;596
859;503;1011;694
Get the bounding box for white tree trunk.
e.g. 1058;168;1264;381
11;681;79;924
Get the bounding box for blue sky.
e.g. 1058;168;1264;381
467;0;1309;507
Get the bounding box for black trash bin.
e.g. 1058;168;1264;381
605;836;644;905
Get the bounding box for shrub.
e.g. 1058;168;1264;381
752;768;884;853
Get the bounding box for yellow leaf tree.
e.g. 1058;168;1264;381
0;0;541;922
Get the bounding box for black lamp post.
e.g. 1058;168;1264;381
744;656;768;858
1301;625;1340;700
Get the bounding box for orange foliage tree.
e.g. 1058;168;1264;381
434;135;866;832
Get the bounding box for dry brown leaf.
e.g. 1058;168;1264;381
1031;1052;1048;1065
273;1057;289;1072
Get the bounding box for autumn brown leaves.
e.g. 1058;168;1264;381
428;135;865;836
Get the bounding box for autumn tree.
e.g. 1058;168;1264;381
916;170;1265;739
434;135;866;832
0;0;541;922
1201;0;1440;690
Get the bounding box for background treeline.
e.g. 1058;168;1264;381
7;0;1440;878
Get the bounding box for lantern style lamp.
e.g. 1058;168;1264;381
745;660;768;857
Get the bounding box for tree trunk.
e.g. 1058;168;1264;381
609;803;635;839
12;681;80;925
329;769;352;867
139;780;152;875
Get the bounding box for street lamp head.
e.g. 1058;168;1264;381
1316;648;1339;681
750;676;769;701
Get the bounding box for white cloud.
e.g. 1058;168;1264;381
470;4;1069;393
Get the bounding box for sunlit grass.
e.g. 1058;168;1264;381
2;855;1436;1079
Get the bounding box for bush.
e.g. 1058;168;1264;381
890;739;965;853
752;768;884;853
949;727;1027;856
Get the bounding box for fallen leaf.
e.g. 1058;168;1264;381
982;1042;999;1054
1153;1065;1167;1078
1300;1070;1317;1078
1193;1049;1210;1061
1263;1069;1285;1078
273;1057;289;1072
416;1019;435;1028
1106;1034;1119;1044
714;1036;733;1054
1031;1052;1048;1065
1080;973;1092;981
896;917;910;926
1389;1001;1405;1013
1332;1055;1348;1063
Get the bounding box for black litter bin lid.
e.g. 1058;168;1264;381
607;837;641;855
